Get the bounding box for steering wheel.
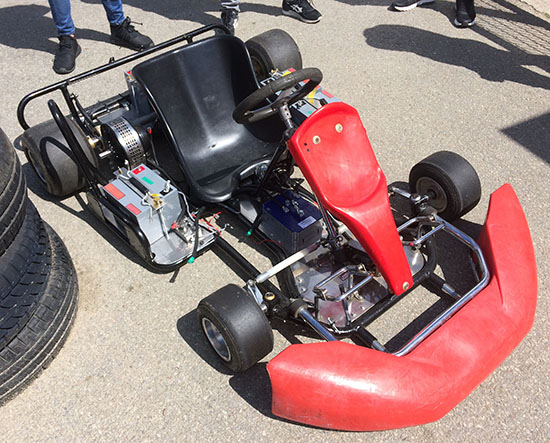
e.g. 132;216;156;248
233;68;323;124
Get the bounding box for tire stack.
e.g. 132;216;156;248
0;127;78;405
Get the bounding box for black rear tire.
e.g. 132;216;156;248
197;284;273;372
20;118;88;198
245;29;302;81
409;150;481;221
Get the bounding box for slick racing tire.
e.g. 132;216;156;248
21;118;87;198
0;223;78;405
0;129;27;255
409;151;481;221
198;284;273;372
245;29;302;81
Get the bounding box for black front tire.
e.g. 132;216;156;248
409;150;481;221
197;284;273;372
245;29;302;81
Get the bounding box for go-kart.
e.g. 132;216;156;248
17;24;537;431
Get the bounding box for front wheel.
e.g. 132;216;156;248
197;284;273;372
409;150;481;221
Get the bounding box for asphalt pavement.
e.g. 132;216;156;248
0;0;549;441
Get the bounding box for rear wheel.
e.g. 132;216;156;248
197;284;273;372
409;151;481;221
20;118;89;198
245;29;302;81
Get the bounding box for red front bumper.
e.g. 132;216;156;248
267;184;537;431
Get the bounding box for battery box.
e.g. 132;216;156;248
259;191;323;254
101;164;181;245
96;164;215;266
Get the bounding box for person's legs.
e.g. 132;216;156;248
48;0;80;74
281;0;322;24
454;0;476;27
48;0;75;35
103;0;154;50
391;0;435;12
101;0;125;25
220;0;240;35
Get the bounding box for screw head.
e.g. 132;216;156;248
335;123;343;132
313;135;321;144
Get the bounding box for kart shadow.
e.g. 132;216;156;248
502;111;550;164
176;309;321;426
21;161;151;271
176;309;234;375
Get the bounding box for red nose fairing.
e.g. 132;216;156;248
267;184;537;431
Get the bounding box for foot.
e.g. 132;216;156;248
110;17;153;51
392;0;435;12
221;9;239;35
53;35;81;75
453;0;476;27
282;0;322;24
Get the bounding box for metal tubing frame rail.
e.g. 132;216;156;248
393;214;490;356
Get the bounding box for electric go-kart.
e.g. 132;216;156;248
17;24;537;431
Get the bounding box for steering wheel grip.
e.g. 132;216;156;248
233;68;323;124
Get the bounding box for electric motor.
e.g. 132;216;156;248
100;117;149;169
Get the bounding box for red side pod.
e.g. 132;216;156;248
267;184;537;431
287;102;413;295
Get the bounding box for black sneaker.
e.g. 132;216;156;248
221;9;239;35
53;35;81;75
282;0;322;24
110;17;154;51
453;0;476;27
392;0;435;11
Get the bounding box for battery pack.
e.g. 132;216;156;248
259;191;323;254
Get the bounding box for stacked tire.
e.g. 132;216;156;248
0;127;78;405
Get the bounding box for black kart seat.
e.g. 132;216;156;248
132;35;283;203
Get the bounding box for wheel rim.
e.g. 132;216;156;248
416;177;448;212
250;56;268;80
201;317;231;362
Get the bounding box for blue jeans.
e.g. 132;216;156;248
48;0;125;36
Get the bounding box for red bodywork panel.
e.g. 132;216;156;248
287;102;413;295
267;184;537;430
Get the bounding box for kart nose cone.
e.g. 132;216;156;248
267;184;537;431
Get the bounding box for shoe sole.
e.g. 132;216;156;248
393;0;435;11
109;36;153;52
282;9;322;24
53;45;81;75
453;17;476;27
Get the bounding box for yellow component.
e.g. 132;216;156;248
306;88;317;105
151;193;163;210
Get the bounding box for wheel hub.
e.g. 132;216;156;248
415;177;448;212
201;317;231;362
